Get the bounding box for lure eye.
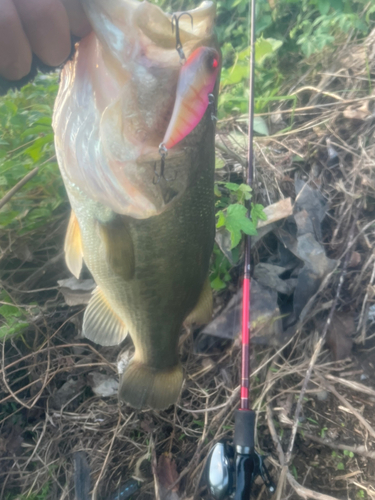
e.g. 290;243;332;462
206;53;219;72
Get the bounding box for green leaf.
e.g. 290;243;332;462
225;182;241;191
215;157;226;170
330;0;344;11
20;125;51;138
210;276;227;290
23;134;54;161
0;304;21;319
336;462;345;470
217;204;257;248
255;37;283;65
253;116;269;136
236;184;252;202
251;203;267;225
318;0;330;15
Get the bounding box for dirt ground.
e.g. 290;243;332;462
1;31;375;500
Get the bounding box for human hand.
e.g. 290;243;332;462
0;0;91;80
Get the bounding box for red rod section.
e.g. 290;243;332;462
240;0;255;411
240;264;251;409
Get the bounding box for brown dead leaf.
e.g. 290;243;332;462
343;101;371;121
257;197;293;228
348;251;361;268
155;453;180;500
325;312;354;361
157;453;179;491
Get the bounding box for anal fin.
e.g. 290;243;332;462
64;210;83;279
97;217;135;281
185;277;213;325
83;287;128;346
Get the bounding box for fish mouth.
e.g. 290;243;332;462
54;0;219;219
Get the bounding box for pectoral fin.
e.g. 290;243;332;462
97;217;135;281
185;277;213;325
64;211;83;279
83;287;128;346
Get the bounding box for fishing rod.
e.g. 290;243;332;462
205;0;276;497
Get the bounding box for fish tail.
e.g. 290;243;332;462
119;361;183;410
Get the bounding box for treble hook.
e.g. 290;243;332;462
152;143;176;184
171;12;193;63
208;93;217;121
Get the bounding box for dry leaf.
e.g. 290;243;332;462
257;197;293;228
343;101;371;121
348;251;361;268
155;453;180;500
87;372;119;397
326;312;354;361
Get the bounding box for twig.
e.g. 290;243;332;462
297;431;375;459
92;411;125;500
266;404;284;466
285;213;358;466
0;167;39;210
322;380;375;439
324;374;375;397
287;472;340;500
215;140;247;167
0;154;56;210
151;436;161;500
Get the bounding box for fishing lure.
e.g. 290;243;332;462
162;46;220;150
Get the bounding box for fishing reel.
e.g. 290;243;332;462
206;410;276;499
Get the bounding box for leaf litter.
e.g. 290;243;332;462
1;30;375;500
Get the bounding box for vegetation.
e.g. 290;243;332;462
0;0;374;498
1;0;374;293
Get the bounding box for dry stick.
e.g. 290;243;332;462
284;213;358;467
287;473;340;500
0;167;39;210
358;257;375;344
92;411;125;500
324;374;375;397
297;432;375;459
322;380;375;439
0;154;56;210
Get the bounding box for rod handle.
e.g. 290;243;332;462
234;409;255;453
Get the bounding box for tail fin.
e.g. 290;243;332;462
119;361;183;410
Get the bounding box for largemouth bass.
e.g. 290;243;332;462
53;0;220;409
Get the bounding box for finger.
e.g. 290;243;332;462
0;0;32;80
13;0;71;67
61;0;91;38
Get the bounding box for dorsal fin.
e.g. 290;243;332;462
83;287;128;346
64;211;83;279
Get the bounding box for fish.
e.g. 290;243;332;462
52;0;220;410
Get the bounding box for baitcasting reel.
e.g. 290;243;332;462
206;410;276;499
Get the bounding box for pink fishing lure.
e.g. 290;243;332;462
162;46;220;150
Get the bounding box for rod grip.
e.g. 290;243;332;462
234;409;255;453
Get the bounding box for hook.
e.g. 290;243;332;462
208;93;217;121
171;12;193;63
153;143;176;184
